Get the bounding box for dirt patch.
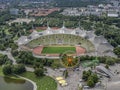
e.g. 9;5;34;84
33;46;44;55
76;46;86;55
30;8;60;16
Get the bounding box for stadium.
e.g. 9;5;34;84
17;24;116;58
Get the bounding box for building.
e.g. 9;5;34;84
62;2;120;17
107;11;119;17
10;8;19;15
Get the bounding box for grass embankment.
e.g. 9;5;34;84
21;72;57;90
42;46;76;54
0;66;3;76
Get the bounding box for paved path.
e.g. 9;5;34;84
45;67;63;90
16;75;37;90
0;51;17;65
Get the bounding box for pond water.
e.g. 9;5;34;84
0;76;33;90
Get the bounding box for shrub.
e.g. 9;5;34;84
87;79;95;87
34;68;44;77
106;59;115;65
3;65;12;75
12;64;26;74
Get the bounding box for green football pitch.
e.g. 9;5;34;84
41;46;76;54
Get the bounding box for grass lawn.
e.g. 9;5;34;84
42;46;76;54
21;72;57;90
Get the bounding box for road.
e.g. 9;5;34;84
0;50;17;65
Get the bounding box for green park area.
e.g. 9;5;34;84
42;46;76;54
21;72;57;90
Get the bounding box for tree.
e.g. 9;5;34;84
82;70;99;88
91;73;99;83
33;62;43;69
0;44;5;50
82;71;88;81
11;50;19;57
98;56;106;63
0;54;12;65
106;59;115;65
5;60;12;65
114;47;120;57
12;64;26;74
63;70;68;78
2;65;12;75
51;61;60;69
105;64;109;69
115;58;120;63
87;79;95;87
82;70;92;81
9;43;18;50
0;55;6;65
34;68;44;77
0;58;4;65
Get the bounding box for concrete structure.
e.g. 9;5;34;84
107;11;119;17
17;24;116;58
96;66;114;78
8;18;35;25
62;2;120;17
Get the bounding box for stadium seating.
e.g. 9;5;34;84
26;34;95;52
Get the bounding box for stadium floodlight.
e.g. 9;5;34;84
47;21;51;30
62;21;66;29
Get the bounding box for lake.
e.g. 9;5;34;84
0;76;33;90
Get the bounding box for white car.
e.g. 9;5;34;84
83;86;90;89
79;79;83;82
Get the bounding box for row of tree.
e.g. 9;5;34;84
12;51;61;69
2;64;26;75
80;55;120;65
0;55;12;65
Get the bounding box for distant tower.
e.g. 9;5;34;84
10;8;19;15
79;21;81;29
78;21;84;31
62;21;66;29
47;21;51;30
32;25;35;30
46;21;52;34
